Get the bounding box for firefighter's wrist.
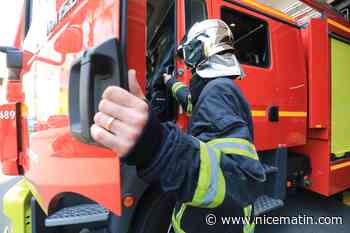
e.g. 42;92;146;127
121;105;163;168
165;77;178;90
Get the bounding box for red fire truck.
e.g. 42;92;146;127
0;0;349;232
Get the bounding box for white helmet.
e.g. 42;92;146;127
178;19;245;79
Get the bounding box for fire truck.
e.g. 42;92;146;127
0;0;349;232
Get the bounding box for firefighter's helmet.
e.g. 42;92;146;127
178;19;245;79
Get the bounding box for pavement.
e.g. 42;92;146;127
0;174;20;233
256;190;350;233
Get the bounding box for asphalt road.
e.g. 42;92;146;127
256;190;350;233
0;174;20;233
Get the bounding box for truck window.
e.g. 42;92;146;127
147;0;176;78
221;7;270;68
185;0;208;32
147;0;177;121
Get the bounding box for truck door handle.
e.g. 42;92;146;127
69;38;128;143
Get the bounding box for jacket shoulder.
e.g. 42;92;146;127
202;78;241;96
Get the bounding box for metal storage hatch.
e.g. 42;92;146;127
331;37;350;157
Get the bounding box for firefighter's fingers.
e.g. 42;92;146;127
128;69;145;99
91;124;133;157
94;112;140;141
98;99;148;128
102;85;147;112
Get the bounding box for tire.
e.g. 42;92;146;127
128;187;175;233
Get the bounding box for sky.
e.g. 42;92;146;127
0;1;24;47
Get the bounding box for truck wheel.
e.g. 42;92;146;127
128;188;175;233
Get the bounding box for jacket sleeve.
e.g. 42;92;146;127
125;81;266;208
166;78;193;115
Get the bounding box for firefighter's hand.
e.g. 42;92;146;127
91;70;149;157
163;73;172;85
128;69;145;99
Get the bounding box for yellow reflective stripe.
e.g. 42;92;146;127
173;83;186;93
243;205;255;233
244;205;250;216
3;179;33;233
251;110;266;117
251;110;307;118
207;158;226;208
24;178;47;214
192;142;212;206
244;221;256;233
172;204;187;233
191;142;226;208
208;138;256;152
172;82;186;97
331;161;350;171
186;95;193;116
175;204;187;221
279;111;307;117
208;138;258;160
202;146;225;208
328;19;350;34
223;148;259;160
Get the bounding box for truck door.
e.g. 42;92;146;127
174;0;209;128
210;0;307;150
146;0;178;122
20;0;145;216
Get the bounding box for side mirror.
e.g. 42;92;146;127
0;47;22;80
54;25;83;54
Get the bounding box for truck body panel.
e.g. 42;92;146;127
214;0;307;151
19;0;129;215
293;18;350;196
0;103;20;175
3;179;33;233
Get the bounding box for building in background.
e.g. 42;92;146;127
257;0;350;24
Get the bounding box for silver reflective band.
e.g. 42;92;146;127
201;145;220;206
197;54;245;79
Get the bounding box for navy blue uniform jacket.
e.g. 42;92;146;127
125;77;266;233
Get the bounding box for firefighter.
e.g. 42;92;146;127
91;19;266;233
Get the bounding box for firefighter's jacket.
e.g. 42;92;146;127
125;77;266;233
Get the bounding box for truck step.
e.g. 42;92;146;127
254;195;284;216
45;204;109;227
261;163;279;174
